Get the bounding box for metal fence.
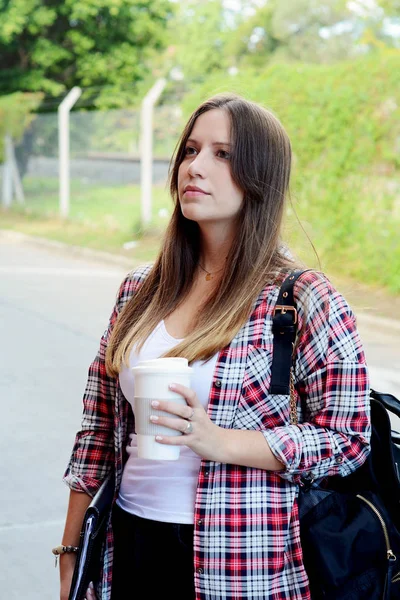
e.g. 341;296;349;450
1;102;183;226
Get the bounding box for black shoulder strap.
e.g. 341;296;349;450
270;270;310;395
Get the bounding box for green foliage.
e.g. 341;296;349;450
269;0;356;63
0;0;174;108
0;92;43;161
162;0;230;88
223;0;397;68
181;50;400;292
376;0;400;15
224;2;280;68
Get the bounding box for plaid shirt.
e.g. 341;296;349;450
64;265;371;600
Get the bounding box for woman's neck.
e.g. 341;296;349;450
198;224;235;272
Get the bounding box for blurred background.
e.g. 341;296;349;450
0;0;399;292
0;1;399;598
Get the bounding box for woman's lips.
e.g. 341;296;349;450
183;186;210;197
183;190;208;198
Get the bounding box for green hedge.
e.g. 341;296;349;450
181;50;400;292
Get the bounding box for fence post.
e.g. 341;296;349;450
140;78;166;227
7;135;25;204
58;87;82;218
2;135;13;208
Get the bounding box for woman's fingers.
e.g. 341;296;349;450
150;382;199;420
150;383;227;462
150;413;193;435
169;382;198;404
150;400;195;421
149;384;206;446
149;385;200;442
85;582;97;600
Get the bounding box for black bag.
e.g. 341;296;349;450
68;471;115;600
271;270;400;599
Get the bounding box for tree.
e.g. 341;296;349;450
270;0;355;63
0;0;174;108
376;0;400;14
0;92;43;162
224;1;281;68
225;0;395;66
163;0;231;87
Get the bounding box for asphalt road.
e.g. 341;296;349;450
1;234;399;599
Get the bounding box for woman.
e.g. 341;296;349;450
59;93;371;600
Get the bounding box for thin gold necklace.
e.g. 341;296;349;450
198;263;225;281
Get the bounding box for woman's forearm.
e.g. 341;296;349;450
59;489;93;597
222;429;284;471
61;489;92;546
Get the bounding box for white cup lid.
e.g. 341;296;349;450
131;357;193;374
137;358;189;368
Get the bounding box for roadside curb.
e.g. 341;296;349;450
0;228;137;269
2;228;400;332
355;313;400;333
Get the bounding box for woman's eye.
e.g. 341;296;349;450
185;146;197;156
217;149;230;159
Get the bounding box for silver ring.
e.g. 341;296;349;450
188;409;195;421
184;421;193;435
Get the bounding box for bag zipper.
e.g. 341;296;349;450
357;495;399;593
356;495;397;562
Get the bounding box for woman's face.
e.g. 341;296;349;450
177;109;244;228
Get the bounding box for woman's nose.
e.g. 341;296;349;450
187;152;206;178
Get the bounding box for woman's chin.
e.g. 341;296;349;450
181;208;204;222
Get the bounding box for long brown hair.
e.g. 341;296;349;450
106;93;299;377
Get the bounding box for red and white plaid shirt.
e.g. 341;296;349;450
64;265;370;599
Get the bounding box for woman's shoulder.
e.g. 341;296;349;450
284;270;357;339
271;267;342;299
294;269;334;301
115;262;154;310
128;262;154;285
266;268;330;297
294;269;351;311
269;268;354;320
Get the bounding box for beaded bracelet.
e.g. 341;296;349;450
52;544;79;567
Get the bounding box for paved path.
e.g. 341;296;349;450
0;234;399;599
0;236;127;599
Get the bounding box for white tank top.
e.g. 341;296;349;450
118;320;218;524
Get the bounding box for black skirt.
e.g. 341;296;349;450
111;503;195;600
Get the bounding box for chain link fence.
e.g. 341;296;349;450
2;103;184;236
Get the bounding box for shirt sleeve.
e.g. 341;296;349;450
263;271;371;484
63;271;136;497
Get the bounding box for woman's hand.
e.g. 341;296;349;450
150;383;229;462
59;553;76;600
85;582;97;600
60;553;97;600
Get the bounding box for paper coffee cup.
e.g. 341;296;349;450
131;357;193;460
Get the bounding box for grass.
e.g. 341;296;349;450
0;176;173;261
1;174;400;318
288;171;400;294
